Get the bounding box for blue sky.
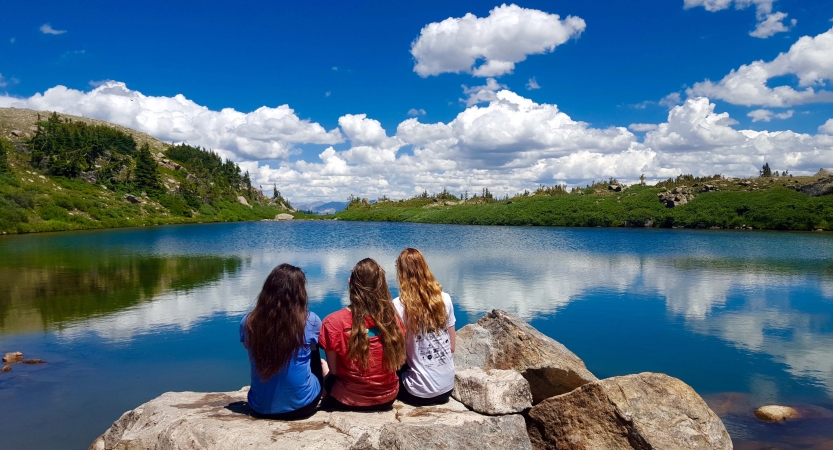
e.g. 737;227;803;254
2;0;833;201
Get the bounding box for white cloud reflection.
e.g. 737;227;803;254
50;244;833;397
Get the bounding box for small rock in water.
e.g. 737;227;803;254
1;365;10;372
2;352;23;363
754;405;799;422
22;359;45;364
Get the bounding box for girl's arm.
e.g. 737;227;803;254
448;326;456;353
325;350;339;376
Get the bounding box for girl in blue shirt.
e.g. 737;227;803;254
240;263;323;419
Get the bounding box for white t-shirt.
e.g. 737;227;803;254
392;292;456;398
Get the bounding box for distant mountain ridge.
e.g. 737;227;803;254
293;201;349;214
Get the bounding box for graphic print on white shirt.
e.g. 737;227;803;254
415;330;451;369
393;292;457;398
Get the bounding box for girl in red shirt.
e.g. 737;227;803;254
319;258;406;411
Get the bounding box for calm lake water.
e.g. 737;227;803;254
1;221;832;449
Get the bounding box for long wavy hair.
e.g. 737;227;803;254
395;248;447;335
246;264;308;381
346;258;406;371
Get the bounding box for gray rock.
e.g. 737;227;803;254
799;177;833;197
452;368;532;414
123;194;142;204
274;213;294;221
608;184;623;192
10;130;23;137
186;173;197;182
454;309;597;403
89;388;531;450
237;196;251;207
526;372;731;450
812;168;831;178
657;190;693;208
80;171;97;184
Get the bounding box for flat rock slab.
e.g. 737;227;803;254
526;372;732;450
90;388;531;450
452;368;532;415
454;309;597;403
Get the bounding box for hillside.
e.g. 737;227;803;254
0;108;303;234
334;175;833;231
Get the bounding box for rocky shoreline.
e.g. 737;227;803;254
90;310;732;450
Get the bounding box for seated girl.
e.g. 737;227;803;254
319;258;406;411
240;264;323;419
393;248;456;406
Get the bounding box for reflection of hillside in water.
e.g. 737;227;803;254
0;253;241;336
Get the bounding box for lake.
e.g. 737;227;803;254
1;221;832;449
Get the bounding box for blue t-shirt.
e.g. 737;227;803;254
239;312;322;414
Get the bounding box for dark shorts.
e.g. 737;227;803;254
395;363;453;406
320;373;396;412
251;344;325;421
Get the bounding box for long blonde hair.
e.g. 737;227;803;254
346;258;406;371
396;248;447;335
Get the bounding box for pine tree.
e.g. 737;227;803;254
135;143;161;193
759;162;772;178
242;171;252;198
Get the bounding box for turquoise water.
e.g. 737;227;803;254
1;221;832;448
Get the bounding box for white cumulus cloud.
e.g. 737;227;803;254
40;24;67;35
684;0;793;38
407;108;426;116
3;82;832;203
526;77;541;90
747;109;794;122
629;123;659;132
0;81;343;161
460;78;507;107
411;4;586;77
688;26;833;107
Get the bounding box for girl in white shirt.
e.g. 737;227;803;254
392;248;456;405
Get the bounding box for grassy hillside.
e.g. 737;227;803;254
0;108;306;234
335;177;833;231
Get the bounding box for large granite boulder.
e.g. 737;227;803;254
452;368;532;415
525;372;732;450
800;175;833;197
454;309;597;403
89;387;532;450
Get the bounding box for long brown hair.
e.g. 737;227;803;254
396;248;447;335
346;258;406;371
246;264;309;381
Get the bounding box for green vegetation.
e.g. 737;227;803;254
0;115;305;234
336;176;833;231
0;250;242;334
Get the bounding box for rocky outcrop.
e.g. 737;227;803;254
90;310;730;450
525;372;732;450
237;196;251;207
800;174;833;197
451;368;532;415
454;309;597;403
89;389;532;450
123;194;143;204
658;186;694;207
274;213;294;221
